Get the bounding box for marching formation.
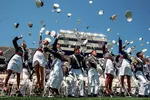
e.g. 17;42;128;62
0;28;150;98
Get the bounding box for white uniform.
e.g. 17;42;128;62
32;50;47;67
70;68;84;96
69;54;84;97
47;58;63;89
135;71;150;96
63;74;74;96
104;59;115;76
119;59;132;76
135;58;150;96
7;54;23;74
22;68;30;79
20;68;32;96
88;67;99;95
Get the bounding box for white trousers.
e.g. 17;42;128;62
47;60;63;89
20;68;33;96
88;67;99;95
136;71;150;96
65;75;74;96
70;68;84;96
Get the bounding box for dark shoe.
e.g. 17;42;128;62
88;95;92;97
53;89;60;95
121;92;125;97
126;93;132;97
16;90;23;97
49;87;54;94
79;95;84;97
68;95;75;97
93;94;98;97
68;95;72;97
138;95;144;97
145;95;149;97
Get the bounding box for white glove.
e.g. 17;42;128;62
56;32;62;38
83;70;87;77
25;61;28;66
18;35;23;39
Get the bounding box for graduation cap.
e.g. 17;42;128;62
73;42;77;46
98;10;104;15
126;47;132;54
125;10;132;22
125;40;130;46
77;19;81;24
142;49;147;53
52;9;55;13
50;30;57;38
28;22;33;28
147;42;149;44
45;30;50;35
130;40;134;44
45;38;51;43
89;0;93;4
56;20;59;23
14;23;19;28
28;32;32;36
112;40;117;45
56;8;61;13
110;14;118;21
33;41;36;44
131;46;136;50
139;37;143;41
40;1;44;7
36;0;44;8
53;3;59;9
107;28;111;32
68;13;72;17
82;39;88;45
86;26;89;29
40;20;44;24
141;43;144;46
73;28;78;33
40;27;45;33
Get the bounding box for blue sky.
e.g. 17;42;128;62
0;0;150;56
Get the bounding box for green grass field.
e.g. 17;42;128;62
0;97;150;100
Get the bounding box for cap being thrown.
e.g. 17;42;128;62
45;38;51;43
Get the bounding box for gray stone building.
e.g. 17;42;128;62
58;29;107;57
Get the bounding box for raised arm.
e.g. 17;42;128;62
118;37;122;54
39;26;46;48
44;47;61;59
52;38;58;52
39;33;43;48
13;36;22;52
